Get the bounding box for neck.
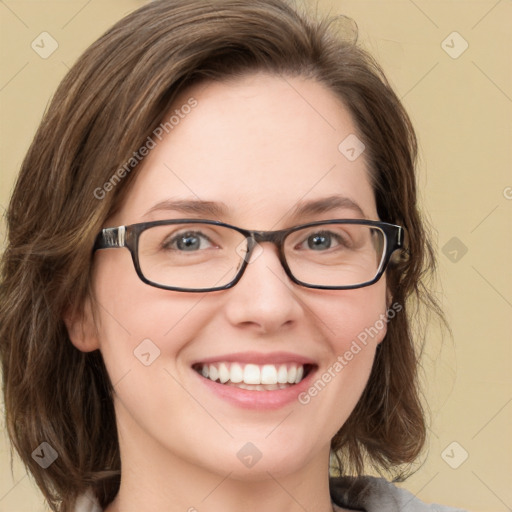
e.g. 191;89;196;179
103;404;339;512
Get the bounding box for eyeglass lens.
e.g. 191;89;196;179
137;222;386;290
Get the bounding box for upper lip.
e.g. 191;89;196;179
191;351;317;366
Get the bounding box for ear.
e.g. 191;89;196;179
63;296;100;352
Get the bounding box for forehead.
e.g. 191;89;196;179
116;72;377;227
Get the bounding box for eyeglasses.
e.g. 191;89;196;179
93;219;403;292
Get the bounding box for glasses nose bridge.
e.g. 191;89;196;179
250;229;287;251
235;228;291;289
241;229;288;269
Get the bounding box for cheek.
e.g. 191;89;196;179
90;251;214;380
311;278;389;351
295;280;388;434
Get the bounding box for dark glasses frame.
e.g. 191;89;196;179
93;219;403;292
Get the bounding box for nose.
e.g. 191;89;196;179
222;242;303;334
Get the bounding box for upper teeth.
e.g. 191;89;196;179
198;363;305;385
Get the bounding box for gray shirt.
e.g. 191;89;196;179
330;476;468;511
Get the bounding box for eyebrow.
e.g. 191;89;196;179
143;199;228;219
142;195;367;221
290;195;367;219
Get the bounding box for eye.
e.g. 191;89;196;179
164;231;214;251
298;230;347;251
307;232;333;250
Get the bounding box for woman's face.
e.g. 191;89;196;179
79;73;388;480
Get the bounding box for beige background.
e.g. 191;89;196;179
0;1;511;511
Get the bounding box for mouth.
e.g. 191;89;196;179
192;362;315;391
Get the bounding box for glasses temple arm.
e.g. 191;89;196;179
93;226;126;251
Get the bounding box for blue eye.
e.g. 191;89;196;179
166;231;213;251
307;233;333;250
300;230;346;251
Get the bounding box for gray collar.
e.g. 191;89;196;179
329;476;467;512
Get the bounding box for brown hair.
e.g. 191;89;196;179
0;0;442;510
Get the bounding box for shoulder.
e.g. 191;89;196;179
330;475;468;512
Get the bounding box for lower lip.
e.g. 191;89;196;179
192;367;317;410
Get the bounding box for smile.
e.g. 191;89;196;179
192;362;314;391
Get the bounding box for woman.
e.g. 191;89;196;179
0;0;463;511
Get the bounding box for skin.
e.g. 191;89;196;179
67;72;388;512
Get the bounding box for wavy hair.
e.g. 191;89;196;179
0;0;442;510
